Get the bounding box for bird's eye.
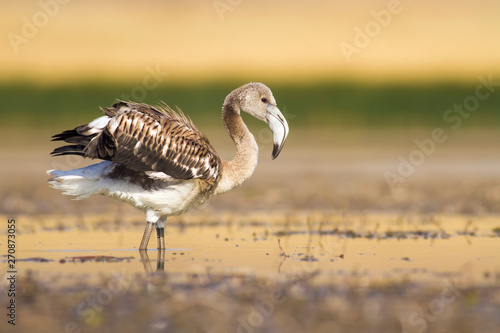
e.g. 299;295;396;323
261;97;268;103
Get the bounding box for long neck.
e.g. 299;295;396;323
215;100;259;195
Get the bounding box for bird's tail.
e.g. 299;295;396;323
47;162;112;199
50;115;111;157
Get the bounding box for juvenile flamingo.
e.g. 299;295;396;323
48;83;289;250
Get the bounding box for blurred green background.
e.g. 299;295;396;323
2;81;500;131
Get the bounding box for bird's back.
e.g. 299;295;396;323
51;101;221;189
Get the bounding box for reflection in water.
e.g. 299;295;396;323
139;249;165;274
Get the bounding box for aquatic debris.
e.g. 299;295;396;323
345;229;362;238
274;229;361;238
274;227;456;239
299;254;318;262
63;255;134;263
17;257;53;263
0;256;52;263
275;230;306;237
458;220;478;236
278;238;289;257
365;231;376;239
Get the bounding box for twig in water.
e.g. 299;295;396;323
278;238;287;257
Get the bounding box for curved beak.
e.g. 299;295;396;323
265;105;289;159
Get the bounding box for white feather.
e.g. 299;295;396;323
88;116;111;130
47;161;205;216
109;118;120;134
145;171;174;181
103;179;203;216
133;141;142;154
47;162;113;199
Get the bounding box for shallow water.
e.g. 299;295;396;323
11;214;500;285
1;213;499;333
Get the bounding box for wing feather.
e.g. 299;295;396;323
84;101;220;182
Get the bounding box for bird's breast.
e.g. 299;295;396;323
140;179;213;216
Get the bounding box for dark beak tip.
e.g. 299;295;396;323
272;143;281;159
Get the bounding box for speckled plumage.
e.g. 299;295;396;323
48;82;289;250
51;101;221;193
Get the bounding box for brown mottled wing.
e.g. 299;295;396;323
84;101;220;181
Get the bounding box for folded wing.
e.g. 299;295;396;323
51;101;221;182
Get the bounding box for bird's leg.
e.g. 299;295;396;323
156;227;165;250
156;216;167;250
139;222;155;250
139;223;154;250
140;211;161;250
155;217;166;271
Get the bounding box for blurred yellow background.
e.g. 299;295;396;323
3;0;500;84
